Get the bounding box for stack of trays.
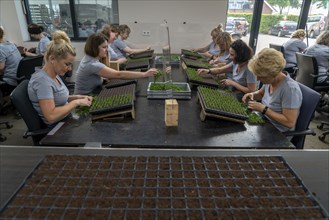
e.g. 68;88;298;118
124;58;150;71
197;86;248;123
89;84;136;120
181;49;205;59
147;82;191;100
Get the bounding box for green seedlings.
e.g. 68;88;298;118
150;83;184;91
247;112;265;124
154;70;165;83
181;49;204;58
185;67;204;81
198;86;248;116
183;59;212;69
90;94;133;112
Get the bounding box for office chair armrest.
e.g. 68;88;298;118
23;128;52;138
310;73;329;78
283;129;316;137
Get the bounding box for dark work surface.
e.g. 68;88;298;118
40;65;293;149
1;146;328;212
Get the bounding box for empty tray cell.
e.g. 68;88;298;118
198;86;249;122
147;82;191;100
0;155;328;220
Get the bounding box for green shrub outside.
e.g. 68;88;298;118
227;13;299;34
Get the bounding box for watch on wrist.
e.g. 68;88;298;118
262;106;268;115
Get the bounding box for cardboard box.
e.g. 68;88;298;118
165;99;178;126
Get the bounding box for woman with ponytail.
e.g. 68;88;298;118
28;30;92;127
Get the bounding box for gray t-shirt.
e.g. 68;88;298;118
283;38;307;68
36;36;50;55
108;44;119;61
111;38;127;58
216;51;230;64
28;69;69;125
304;44;329;83
74;55;105;95
262;75;302;132
0;41;22;86
230;62;257;87
208;41;219;56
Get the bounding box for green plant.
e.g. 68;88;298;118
247;112;265;124
186;68;206;81
198;86;248;116
154;70;165;83
90;94;133;112
150;83;184;91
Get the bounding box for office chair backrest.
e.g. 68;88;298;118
16;55;44;82
295;52;318;89
10;80;47;145
291;83;320;149
269;43;285;57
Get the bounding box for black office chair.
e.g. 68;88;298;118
295;52;329;111
283;83;321;149
269;43;285;56
10;80;51;145
16;55;44;83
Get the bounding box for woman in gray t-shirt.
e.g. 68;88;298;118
28;31;92;127
243;48;302;132
304;31;329;86
74;33;158;95
198;39;257;95
283;29;307;69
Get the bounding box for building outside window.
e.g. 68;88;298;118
24;0;119;40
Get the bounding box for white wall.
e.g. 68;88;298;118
1;0;228;60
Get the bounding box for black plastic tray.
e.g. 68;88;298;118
0;155;327;219
129;50;154;59
181;49;204;59
89;84;135;115
104;79;137;89
181;57;211;69
198;88;248;121
125;60;150;70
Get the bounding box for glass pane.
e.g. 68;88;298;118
75;0;118;38
28;0;73;37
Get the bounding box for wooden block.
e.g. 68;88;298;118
165;99;178;126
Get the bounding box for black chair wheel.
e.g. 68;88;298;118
317;124;324;129
319;135;325;141
5;122;13;129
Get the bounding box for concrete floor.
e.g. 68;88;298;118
1;109;328;149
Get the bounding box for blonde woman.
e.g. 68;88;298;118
243;48;302;132
209;32;233;67
191;24;223;58
283;29;307;72
28;31;92;127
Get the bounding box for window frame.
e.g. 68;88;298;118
23;0;119;41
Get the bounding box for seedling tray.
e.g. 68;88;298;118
89;84;135;116
181;57;212;69
155;54;180;65
184;67;220;88
128;50;154;59
197;86;248;123
104;79;137;89
0;155;327;219
181;49;205;59
125;59;150;70
147;82;191;100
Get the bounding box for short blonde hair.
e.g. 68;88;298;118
316;30;329;47
216;32;232;53
291;29;305;38
248;48;285;78
46;30;75;61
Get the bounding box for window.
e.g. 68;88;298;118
24;0;119;40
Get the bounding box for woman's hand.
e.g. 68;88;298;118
75;96;92;107
144;68;158;77
242;93;254;103
220;78;236;87
247;100;265;112
197;68;209;76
